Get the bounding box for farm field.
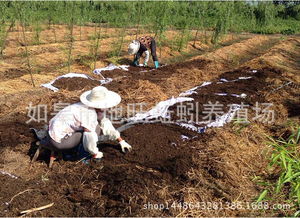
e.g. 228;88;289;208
0;1;300;217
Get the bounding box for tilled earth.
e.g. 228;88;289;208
0;123;203;216
0;42;300;216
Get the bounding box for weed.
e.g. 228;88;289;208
257;125;300;215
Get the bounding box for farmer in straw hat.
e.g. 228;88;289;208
39;86;132;160
128;36;160;69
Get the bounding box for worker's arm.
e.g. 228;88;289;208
83;128;103;159
100;118;132;153
134;44;147;66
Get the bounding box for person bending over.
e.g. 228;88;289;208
128;36;160;69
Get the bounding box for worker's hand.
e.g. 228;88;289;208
101;118;121;141
92;152;103;162
120;140;132;153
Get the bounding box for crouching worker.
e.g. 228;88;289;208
39;86;132;162
128;36;160;69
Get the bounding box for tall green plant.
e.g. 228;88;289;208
0;20;15;58
191;2;207;47
135;2;144;39
0;2;15;58
65;2;76;73
90;2;106;71
211;2;234;44
17;2;35;87
255;2;276;27
152;2;170;57
108;3;131;58
47;1;59;43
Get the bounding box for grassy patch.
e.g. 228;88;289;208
257;124;300;216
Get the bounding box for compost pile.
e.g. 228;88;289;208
53;77;101;91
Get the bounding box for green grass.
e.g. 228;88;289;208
250;18;300;35
257;124;300;216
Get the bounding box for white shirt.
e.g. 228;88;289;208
49;102;98;143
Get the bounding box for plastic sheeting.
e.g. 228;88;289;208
0;170;18;179
179;76;252;97
41;65;256;138
93;63;129;75
127;78;245;135
127;96;194;122
215;93;247;98
179;82;212;97
41;63;129;92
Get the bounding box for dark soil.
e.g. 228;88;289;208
95;59;210;85
0;112;39;149
284;100;300;117
1;58;298;217
169;67;283;124
1;68;28;80
0;123;204;216
53;77;101;91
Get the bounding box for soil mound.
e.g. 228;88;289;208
169;67;283;123
0;113;37;148
52;77;101;91
0;68;28;80
99;59;210;86
105;123;200;174
0;123;204;216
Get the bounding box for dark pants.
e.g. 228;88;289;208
42;125;101;151
150;39;158;62
135;39;158;62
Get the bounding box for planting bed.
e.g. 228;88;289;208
53;77;101;91
0;32;299;217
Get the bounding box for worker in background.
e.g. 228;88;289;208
39;86;132;161
128;36;160;69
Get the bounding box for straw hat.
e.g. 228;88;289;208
128;40;140;55
80;86;121;109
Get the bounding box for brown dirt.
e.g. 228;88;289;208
0;112;38;149
52;77;101;92
166;67;282;124
0;24;247;96
0;68;28;81
1;58;299;216
0;122;204;216
0;26;299;217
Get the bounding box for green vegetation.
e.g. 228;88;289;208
0;1;298;68
1;2;299;36
256;124;300;215
65;2;75;73
17;2;35;87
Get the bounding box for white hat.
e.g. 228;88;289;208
80;86;121;109
128;40;140;55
